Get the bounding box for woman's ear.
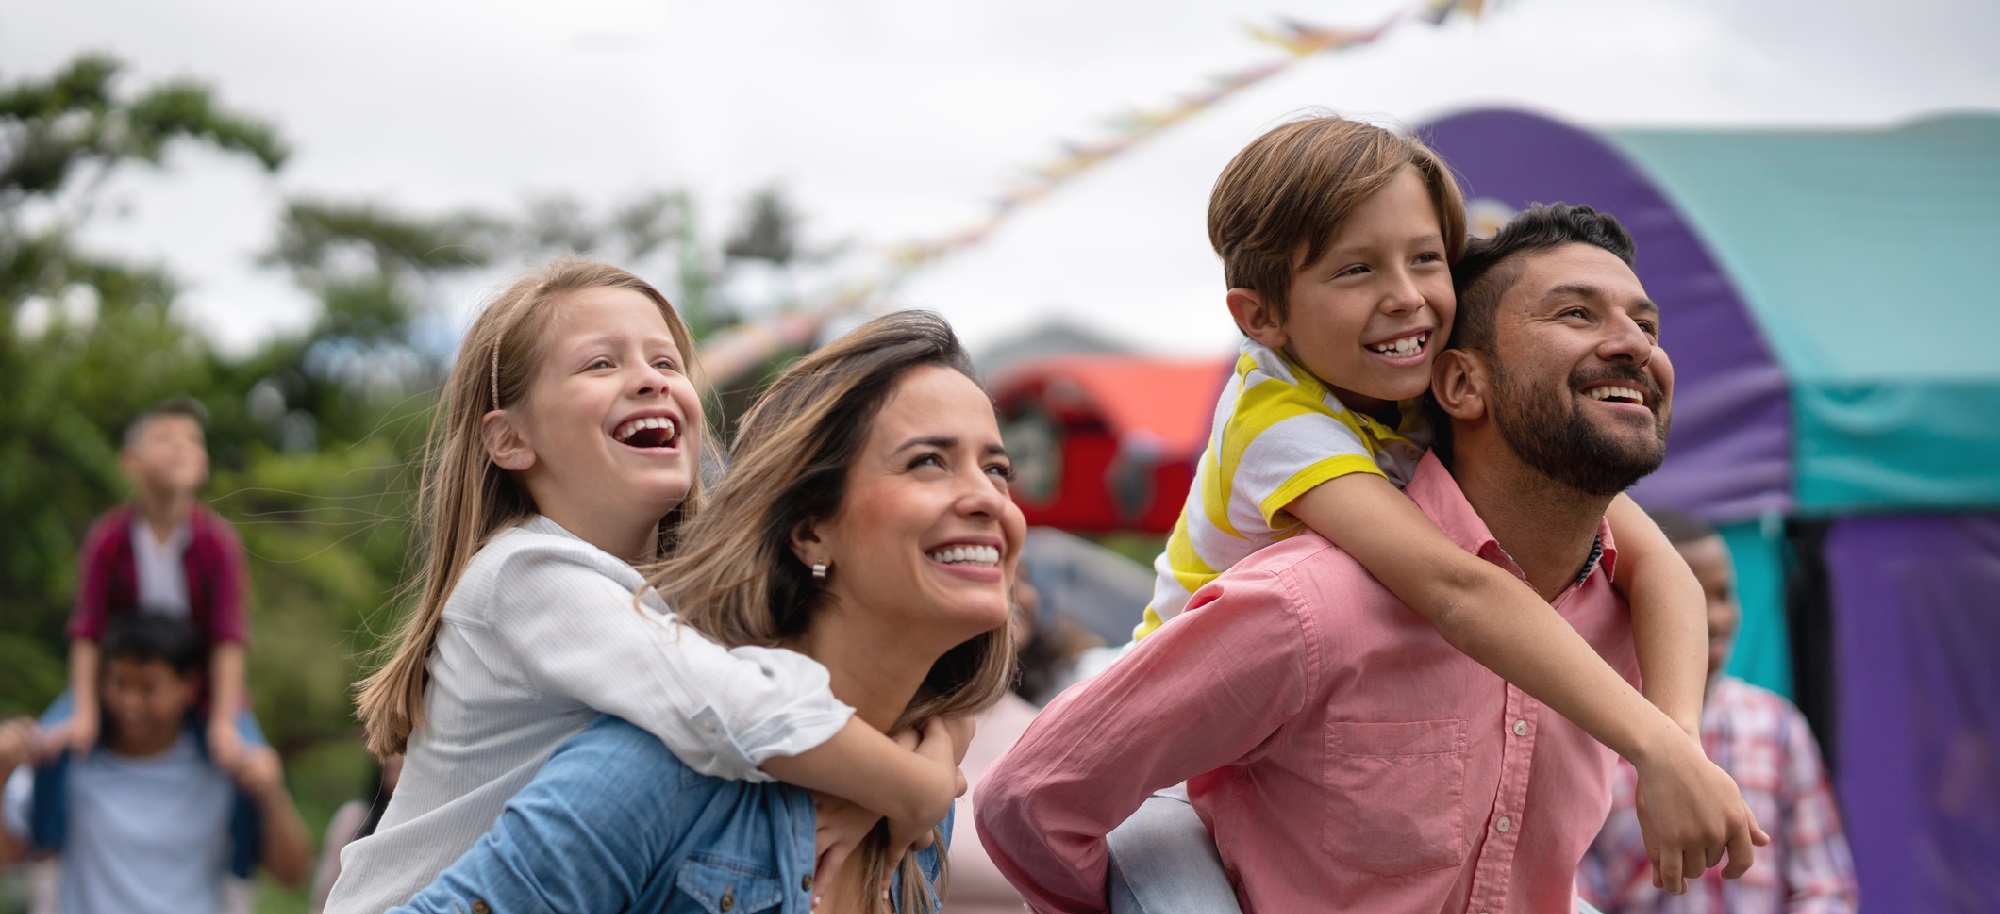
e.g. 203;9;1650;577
480;410;537;472
1429;349;1489;423
1225;288;1289;351
788;516;827;569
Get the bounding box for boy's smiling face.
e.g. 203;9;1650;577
1230;166;1456;419
121;414;209;497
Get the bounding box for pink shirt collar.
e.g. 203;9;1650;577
1403;450;1619;588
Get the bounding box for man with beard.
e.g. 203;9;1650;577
978;203;1760;913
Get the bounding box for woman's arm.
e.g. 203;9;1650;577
1288;473;1759;893
1604;493;1707;735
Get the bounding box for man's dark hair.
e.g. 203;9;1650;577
1645;507;1718;547
100;615;205;677
1448;203;1637;355
123;396;209;450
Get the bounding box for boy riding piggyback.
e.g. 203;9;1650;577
1130;116;1763;896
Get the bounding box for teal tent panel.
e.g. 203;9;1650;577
1796;381;2000;510
1607;116;2000;511
1717;519;1791;699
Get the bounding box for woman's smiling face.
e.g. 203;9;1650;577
812;364;1023;642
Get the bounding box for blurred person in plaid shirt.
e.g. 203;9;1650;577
1578;510;1858;913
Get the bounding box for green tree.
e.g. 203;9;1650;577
0;55;285;713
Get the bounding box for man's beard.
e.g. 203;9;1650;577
1487;357;1670;497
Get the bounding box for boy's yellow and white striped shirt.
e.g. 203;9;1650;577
1134;338;1430;642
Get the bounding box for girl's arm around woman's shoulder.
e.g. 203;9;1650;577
486;541;855;783
391;716;704;914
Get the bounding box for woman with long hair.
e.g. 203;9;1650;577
391;309;1020;914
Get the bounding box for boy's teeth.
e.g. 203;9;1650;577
1367;334;1425;356
926;544;1000;567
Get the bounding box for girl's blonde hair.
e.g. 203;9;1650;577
357;257;707;758
655;310;1014;914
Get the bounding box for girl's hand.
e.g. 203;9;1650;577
1632;732;1770;894
810;792;880;906
885;718;962;857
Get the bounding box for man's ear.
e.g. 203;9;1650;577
1430;349;1490;422
480;409;537;472
1225;288;1289;351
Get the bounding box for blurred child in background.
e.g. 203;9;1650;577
52;397;259;773
1;615;312;914
1580;511;1858;913
309;754;402;913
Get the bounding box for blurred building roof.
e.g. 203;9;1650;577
974;317;1131;379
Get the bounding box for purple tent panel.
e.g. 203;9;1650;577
1421;108;1793;521
1827;514;2000;912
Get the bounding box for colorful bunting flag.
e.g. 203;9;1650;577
697;0;1500;388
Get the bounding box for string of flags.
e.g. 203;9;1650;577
697;0;1495;387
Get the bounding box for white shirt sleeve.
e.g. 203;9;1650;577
3;766;30;841
487;546;854;782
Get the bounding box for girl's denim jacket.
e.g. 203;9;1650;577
391;715;948;914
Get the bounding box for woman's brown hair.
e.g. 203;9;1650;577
655;309;1014;913
355;257;707;758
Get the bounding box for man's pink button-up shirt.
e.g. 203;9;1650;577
976;452;1637;914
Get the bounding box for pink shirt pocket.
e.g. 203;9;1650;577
1323;718;1471;876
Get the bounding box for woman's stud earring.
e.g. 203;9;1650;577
811;562;827;582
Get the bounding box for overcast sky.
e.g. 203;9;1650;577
6;0;1997;358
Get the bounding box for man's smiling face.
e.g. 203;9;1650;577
1484;242;1674;495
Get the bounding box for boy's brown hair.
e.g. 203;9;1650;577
1208;115;1468;326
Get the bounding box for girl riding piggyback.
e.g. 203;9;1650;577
325;259;963;912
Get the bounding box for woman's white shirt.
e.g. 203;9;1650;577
323;515;853;914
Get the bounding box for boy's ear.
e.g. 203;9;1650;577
480;410;537;472
1429;348;1490;423
1225;288;1289;350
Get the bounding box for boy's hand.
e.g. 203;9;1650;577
810;792;881;904
63;706;99;758
0;718;39;771
1632;734;1770;894
207;717;245;775
230;746;285;799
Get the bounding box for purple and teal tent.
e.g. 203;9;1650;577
1421;108;2000;909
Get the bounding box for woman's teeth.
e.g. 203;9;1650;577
926;544;1000;567
1366;334;1426;357
613;416;677;444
